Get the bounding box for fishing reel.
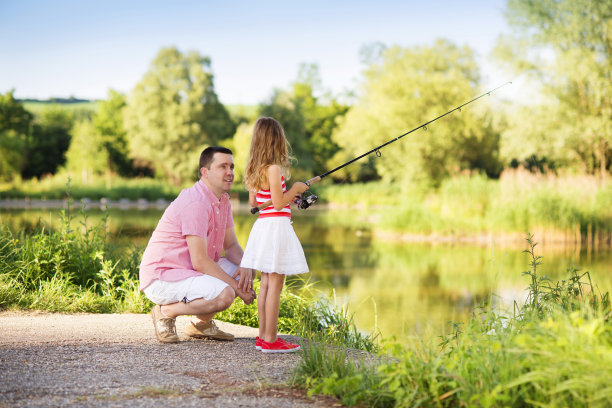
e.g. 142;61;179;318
296;191;318;210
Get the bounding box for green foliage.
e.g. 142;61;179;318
124;47;236;184
331;40;502;186
92;90;132;176
23;106;74;179
315;172;612;240
496;0;612;176
0;90;32;180
521;233;610;318
217;278;379;352
295;236;612;407
0;181;152;312
294;343;391;407
229;122;253;184
64;118;108;182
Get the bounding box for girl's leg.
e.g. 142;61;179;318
258;273;269;339
262;272;285;343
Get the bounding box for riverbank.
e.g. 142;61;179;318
0;312;341;407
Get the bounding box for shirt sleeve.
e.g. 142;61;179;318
180;201;210;238
226;201;234;228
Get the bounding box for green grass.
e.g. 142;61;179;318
217;278;379;351
22;101;100;114
0;201;150;313
1;175;183;200
292;234;612;407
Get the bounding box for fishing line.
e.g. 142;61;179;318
252;81;512;214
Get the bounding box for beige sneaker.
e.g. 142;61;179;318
150;305;179;343
185;320;234;341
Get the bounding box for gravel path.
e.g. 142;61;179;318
0;312;341;407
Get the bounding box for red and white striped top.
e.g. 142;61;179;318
257;176;291;218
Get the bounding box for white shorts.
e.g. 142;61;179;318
143;258;238;305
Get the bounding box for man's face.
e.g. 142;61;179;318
201;153;234;196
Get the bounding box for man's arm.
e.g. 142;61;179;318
186;235;238;288
186;235;254;303
224;226;255;292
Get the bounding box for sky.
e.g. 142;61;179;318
0;0;515;105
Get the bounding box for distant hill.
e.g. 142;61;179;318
19;97;95;104
20;98;100;114
19;98;257;119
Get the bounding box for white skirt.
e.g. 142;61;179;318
240;217;309;275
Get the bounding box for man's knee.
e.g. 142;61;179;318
216;286;235;310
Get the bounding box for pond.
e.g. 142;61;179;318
3;205;612;342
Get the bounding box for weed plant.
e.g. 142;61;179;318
0;181;152;312
217;278;379;351
293;234;612;407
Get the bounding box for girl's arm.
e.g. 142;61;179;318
268;165;309;210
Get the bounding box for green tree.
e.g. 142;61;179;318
231;122;253;184
93;90;131;177
0;90;32;180
23;106;73;179
331;40;501;186
258;89;312;180
496;0;612;175
124;47;236;184
64;118;107;184
257;64;349;180
292;64;349;176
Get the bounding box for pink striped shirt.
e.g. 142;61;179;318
257;176;291;218
139;180;234;290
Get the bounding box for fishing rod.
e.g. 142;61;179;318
251;81;512;214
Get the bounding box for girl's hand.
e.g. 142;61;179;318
292;182;309;194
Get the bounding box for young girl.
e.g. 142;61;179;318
240;117;310;353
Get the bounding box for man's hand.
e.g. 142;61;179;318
233;266;255;292
235;287;256;305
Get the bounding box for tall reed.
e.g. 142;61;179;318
317;171;612;246
293;234;612;407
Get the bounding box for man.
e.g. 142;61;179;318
139;146;256;343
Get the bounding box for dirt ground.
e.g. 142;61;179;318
0;312;342;407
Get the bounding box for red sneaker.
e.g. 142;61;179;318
261;338;301;353
255;336;262;350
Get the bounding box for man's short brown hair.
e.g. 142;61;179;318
198;146;233;177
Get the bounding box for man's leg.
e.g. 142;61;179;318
160;286;235;319
147;281;236;343
181;287;236;341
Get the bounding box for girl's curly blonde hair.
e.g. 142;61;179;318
244;117;294;191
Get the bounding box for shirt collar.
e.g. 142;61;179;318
197;179;229;205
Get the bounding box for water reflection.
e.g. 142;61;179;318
2;206;611;342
